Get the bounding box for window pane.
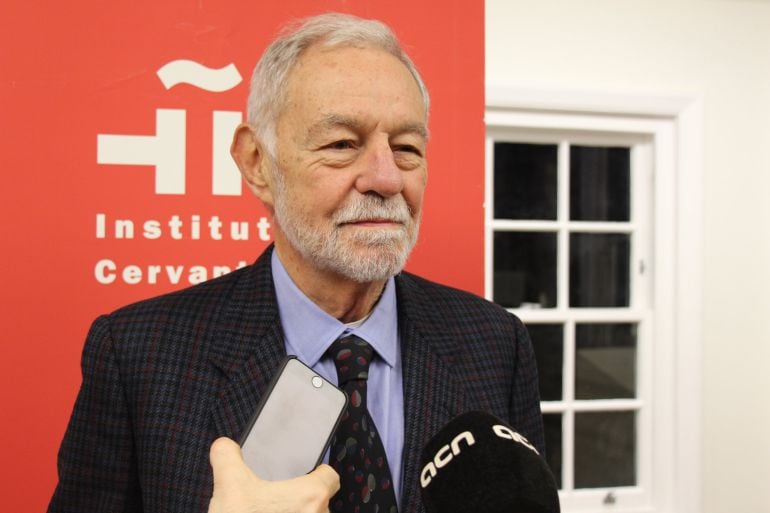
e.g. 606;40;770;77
575;323;637;399
528;324;563;401
574;411;636;488
570;145;630;221
569;233;630;307
543;413;563;489
493;231;557;308
494;142;557;220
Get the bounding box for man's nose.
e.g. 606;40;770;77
355;142;404;197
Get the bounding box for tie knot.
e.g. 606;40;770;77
327;335;374;386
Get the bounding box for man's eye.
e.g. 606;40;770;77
326;140;355;150
394;145;422;157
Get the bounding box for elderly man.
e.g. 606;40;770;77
49;13;544;513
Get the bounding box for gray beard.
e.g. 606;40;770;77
272;173;419;283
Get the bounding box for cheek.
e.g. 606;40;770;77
402;172;427;213
291;175;355;218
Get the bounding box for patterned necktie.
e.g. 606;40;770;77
327;335;399;513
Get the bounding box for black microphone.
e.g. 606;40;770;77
419;411;560;513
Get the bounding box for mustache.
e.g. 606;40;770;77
334;195;413;225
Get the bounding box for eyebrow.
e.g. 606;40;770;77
306;114;429;142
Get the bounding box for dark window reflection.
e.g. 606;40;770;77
570;233;630;307
494;231;557;308
570;146;630;221
494;142;558;220
575;324;637;399
543;413;563;489
527;324;563;401
574;411;636;488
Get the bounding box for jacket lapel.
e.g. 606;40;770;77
396;274;470;513
208;248;287;439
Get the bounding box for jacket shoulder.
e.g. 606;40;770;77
97;252;275;358
395;271;525;336
108;264;250;321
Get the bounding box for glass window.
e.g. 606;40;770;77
570;146;630;222
569;233;630;307
574;411;636;488
494;142;558;220
493;232;557;308
528;323;564;401
488;132;646;499
575;323;637;400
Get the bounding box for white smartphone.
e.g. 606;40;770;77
239;356;347;481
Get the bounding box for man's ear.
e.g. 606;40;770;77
230;123;275;209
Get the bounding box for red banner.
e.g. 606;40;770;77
0;1;483;509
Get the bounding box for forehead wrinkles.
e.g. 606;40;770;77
305;114;428;143
276;45;427;163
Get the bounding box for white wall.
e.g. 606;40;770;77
486;1;770;512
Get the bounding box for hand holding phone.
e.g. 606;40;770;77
208;437;340;513
239;357;347;481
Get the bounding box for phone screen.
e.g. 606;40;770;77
240;357;347;481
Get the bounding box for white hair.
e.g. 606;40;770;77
246;12;430;159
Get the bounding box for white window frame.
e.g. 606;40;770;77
485;87;703;513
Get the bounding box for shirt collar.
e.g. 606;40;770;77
271;250;398;368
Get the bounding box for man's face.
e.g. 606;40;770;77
270;44;428;283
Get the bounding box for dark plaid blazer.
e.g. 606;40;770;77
49;247;544;513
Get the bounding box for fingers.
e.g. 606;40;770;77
209;437;247;485
309;464;341;496
210;437;242;459
282;465;338;513
207;439;340;513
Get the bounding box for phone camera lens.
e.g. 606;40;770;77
311;376;323;389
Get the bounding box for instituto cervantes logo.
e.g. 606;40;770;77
93;60;271;286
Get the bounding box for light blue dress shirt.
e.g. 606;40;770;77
270;251;405;505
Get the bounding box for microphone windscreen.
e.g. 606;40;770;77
419;411;560;513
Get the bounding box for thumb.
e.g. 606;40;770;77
306;464;341;496
209;437;248;486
